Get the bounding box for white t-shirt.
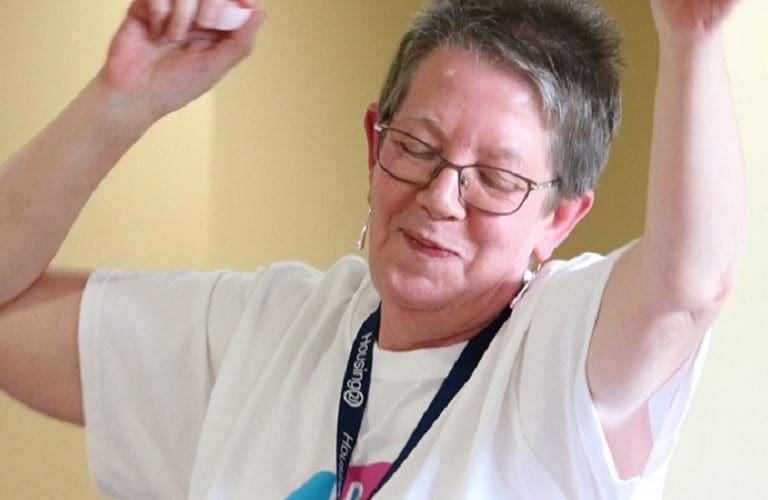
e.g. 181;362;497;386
78;245;708;499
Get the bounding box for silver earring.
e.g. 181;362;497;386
527;256;543;280
357;208;372;251
533;259;543;275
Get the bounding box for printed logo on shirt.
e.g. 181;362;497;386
288;461;391;500
342;330;373;408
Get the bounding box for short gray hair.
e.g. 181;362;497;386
378;0;622;206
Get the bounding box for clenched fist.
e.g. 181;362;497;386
100;0;266;121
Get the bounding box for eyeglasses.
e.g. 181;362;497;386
374;123;560;215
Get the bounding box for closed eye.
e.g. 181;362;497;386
398;139;437;161
476;168;526;192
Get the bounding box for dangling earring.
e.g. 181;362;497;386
533;259;543;275
525;256;543;284
357;208;372;251
514;257;542;306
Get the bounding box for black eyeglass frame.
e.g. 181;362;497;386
373;123;561;216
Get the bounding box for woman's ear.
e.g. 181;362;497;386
364;102;380;177
533;191;594;262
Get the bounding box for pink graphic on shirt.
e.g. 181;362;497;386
340;462;391;500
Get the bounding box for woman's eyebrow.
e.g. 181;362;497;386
396;111;445;137
480;144;522;160
397;112;525;164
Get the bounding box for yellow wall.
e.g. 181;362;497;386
0;1;765;498
556;0;658;258
0;1;212;497
206;1;424;270
666;2;768;496
0;0;422;497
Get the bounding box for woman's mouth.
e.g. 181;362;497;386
402;231;458;258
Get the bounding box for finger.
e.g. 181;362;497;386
197;0;222;29
186;27;224;43
168;0;199;41
147;0;172;36
187;38;217;52
197;0;253;31
235;0;258;8
127;0;149;22
128;0;170;37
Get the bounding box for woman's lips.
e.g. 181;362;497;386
402;231;458;258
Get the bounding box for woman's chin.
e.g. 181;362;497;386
373;273;459;312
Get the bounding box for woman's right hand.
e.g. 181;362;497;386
99;0;265;122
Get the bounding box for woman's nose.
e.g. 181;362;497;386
415;166;467;220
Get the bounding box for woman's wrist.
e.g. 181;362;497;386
656;28;726;74
86;74;162;135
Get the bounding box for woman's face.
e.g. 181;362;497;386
366;47;585;315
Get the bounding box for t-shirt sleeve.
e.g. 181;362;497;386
78;267;263;499
517;245;710;498
573;318;710;498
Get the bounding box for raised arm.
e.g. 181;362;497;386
587;0;745;478
0;0;264;424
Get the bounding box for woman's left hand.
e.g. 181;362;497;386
651;0;742;42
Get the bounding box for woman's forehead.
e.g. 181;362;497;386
398;48;547;130
392;47;550;169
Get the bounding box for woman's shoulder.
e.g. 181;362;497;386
257;254;369;291
535;240;637;293
238;254;372;314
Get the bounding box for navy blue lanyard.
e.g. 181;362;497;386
336;304;512;499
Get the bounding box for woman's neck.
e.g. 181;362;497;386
376;281;522;351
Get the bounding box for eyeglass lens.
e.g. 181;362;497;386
378;128;530;214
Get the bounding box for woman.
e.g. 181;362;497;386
0;0;744;498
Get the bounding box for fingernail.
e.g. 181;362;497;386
214;6;252;31
197;8;215;27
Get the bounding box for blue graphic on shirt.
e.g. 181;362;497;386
286;471;335;500
287;462;390;500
